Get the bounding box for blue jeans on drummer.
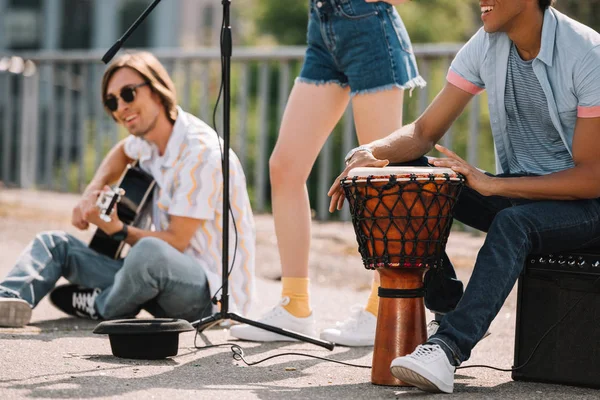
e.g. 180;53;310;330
300;0;425;95
0;233;212;321
415;161;600;365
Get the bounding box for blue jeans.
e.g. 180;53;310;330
427;178;600;364
299;0;425;95
0;233;213;321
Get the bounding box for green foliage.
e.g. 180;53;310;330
555;0;600;33
394;0;478;43
248;0;309;45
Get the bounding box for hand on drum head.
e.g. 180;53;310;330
328;151;389;213
431;144;496;196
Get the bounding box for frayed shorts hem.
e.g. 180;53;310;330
295;76;427;98
295;77;349;89
351;76;427;97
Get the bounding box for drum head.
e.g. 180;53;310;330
347;166;461;182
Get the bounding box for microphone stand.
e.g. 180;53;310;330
103;0;334;351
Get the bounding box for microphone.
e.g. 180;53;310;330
101;0;163;64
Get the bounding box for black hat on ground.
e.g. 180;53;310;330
93;318;194;359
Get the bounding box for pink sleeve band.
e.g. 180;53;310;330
577;105;600;118
446;70;485;95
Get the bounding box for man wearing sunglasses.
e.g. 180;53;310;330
0;51;256;327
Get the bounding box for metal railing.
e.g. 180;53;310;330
0;44;485;221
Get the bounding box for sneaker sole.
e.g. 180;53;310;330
390;365;447;393
0;300;32;328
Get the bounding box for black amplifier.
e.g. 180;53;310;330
512;249;600;388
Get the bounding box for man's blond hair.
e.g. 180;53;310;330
101;51;178;124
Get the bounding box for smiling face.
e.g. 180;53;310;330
104;67;162;138
480;0;529;33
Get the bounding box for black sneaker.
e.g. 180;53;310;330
49;285;102;320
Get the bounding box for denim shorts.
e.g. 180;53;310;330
298;0;426;96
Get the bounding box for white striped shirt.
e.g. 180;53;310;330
123;107;256;315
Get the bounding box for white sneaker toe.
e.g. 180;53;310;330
229;297;316;342
320;306;376;347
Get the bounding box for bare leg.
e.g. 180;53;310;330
270;82;350;279
230;86;406;343
353;87;405;287
320;88;406;345
352;88;404;144
228;82;351;342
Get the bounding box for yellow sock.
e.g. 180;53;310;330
364;280;379;317
281;277;311;318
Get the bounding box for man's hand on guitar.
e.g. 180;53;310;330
71;190;99;230
80;186;124;236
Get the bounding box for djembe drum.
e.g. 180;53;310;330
342;166;464;386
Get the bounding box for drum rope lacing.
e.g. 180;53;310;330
343;172;464;270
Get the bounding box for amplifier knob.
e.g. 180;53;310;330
568;260;576;266
578;260;587;267
558;256;566;265
593;261;600;268
548;258;556;264
538;257;547;264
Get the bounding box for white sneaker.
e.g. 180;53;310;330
390;343;455;393
229;297;317;342
0;298;32;327
320;305;376;346
427;320;491;340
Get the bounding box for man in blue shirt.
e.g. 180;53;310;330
330;0;600;393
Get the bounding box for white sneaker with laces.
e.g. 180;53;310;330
0;298;32;327
320;305;376;346
229;297;316;342
390;343;455;393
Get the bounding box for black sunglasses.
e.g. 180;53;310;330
104;82;149;112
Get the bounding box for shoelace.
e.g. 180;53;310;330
72;289;100;317
258;297;291;321
278;296;290;307
410;344;443;361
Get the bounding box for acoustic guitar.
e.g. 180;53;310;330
88;163;156;259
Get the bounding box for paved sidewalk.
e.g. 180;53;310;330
0;189;598;399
